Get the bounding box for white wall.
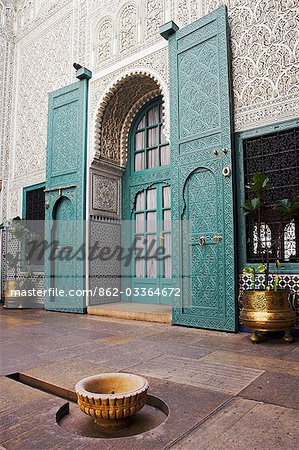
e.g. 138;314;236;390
1;0;298;220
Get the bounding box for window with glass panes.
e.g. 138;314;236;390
133;101;170;172
124;97;171;287
133;185;171;279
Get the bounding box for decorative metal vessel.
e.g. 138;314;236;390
3;280;18;308
75;373;149;430
240;290;296;343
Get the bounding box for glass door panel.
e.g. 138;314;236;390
122;97;172;305
130;184;172;304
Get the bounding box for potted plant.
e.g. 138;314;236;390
2;218;38;308
239;173;297;343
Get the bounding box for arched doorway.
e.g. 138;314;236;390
122;97;172;304
89;71;169;308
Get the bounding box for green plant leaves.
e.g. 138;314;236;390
243;197;261;213
246;173;270;197
276;197;299;216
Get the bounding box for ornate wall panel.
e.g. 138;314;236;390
8;5;74;218
89;218;122;306
90;161;124;219
118;3;138;54
96;18;113;66
171;0;202;28
203;0;299;130
15;0;72;40
0;2;15;222
144;0;164;41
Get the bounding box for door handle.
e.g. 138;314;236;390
213;234;222;242
199;236;206;246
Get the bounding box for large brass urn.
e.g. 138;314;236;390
240;290;296;343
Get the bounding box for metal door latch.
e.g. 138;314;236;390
213;234;222;242
199;236;206;246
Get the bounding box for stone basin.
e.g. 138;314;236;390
75;373;149;430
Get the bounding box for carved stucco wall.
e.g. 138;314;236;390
2;0;299;221
5;0;89;220
90;0;299;165
0;1;15;223
203;0;299;129
89;0;203;71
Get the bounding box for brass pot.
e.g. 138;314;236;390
4;280;18;299
240;290;296;343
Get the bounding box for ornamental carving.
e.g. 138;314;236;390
100;75;159;164
97;18;113;66
119;3;137;54
90;47;169;166
14;12;72;179
252;294;267;310
178;35;220;138
92;68;167;167
15;0;71;38
92;175;118;213
203;0;299;129
0;2;15;222
172;0;201;27
145;0;164;40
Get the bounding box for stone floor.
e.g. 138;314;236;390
0;307;298;449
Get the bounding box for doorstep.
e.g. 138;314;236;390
87;302;172;324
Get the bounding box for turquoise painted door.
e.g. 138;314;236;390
44;68;92;313
161;6;236;330
122;98;172;305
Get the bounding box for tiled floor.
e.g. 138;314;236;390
0;308;298;449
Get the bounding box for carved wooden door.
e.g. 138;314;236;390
162;6;236;330
44;68;91;313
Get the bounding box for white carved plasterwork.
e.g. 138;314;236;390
77;0;88;66
118;3;138;54
9;188;20;219
97;17;113;67
90;47;168;115
89;46;169;165
0;2;15;222
171;0;202;28
99;76;159;164
15;0;72;40
12;10;73;181
203;0;299;130
145;0;164;41
89;0;169;69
